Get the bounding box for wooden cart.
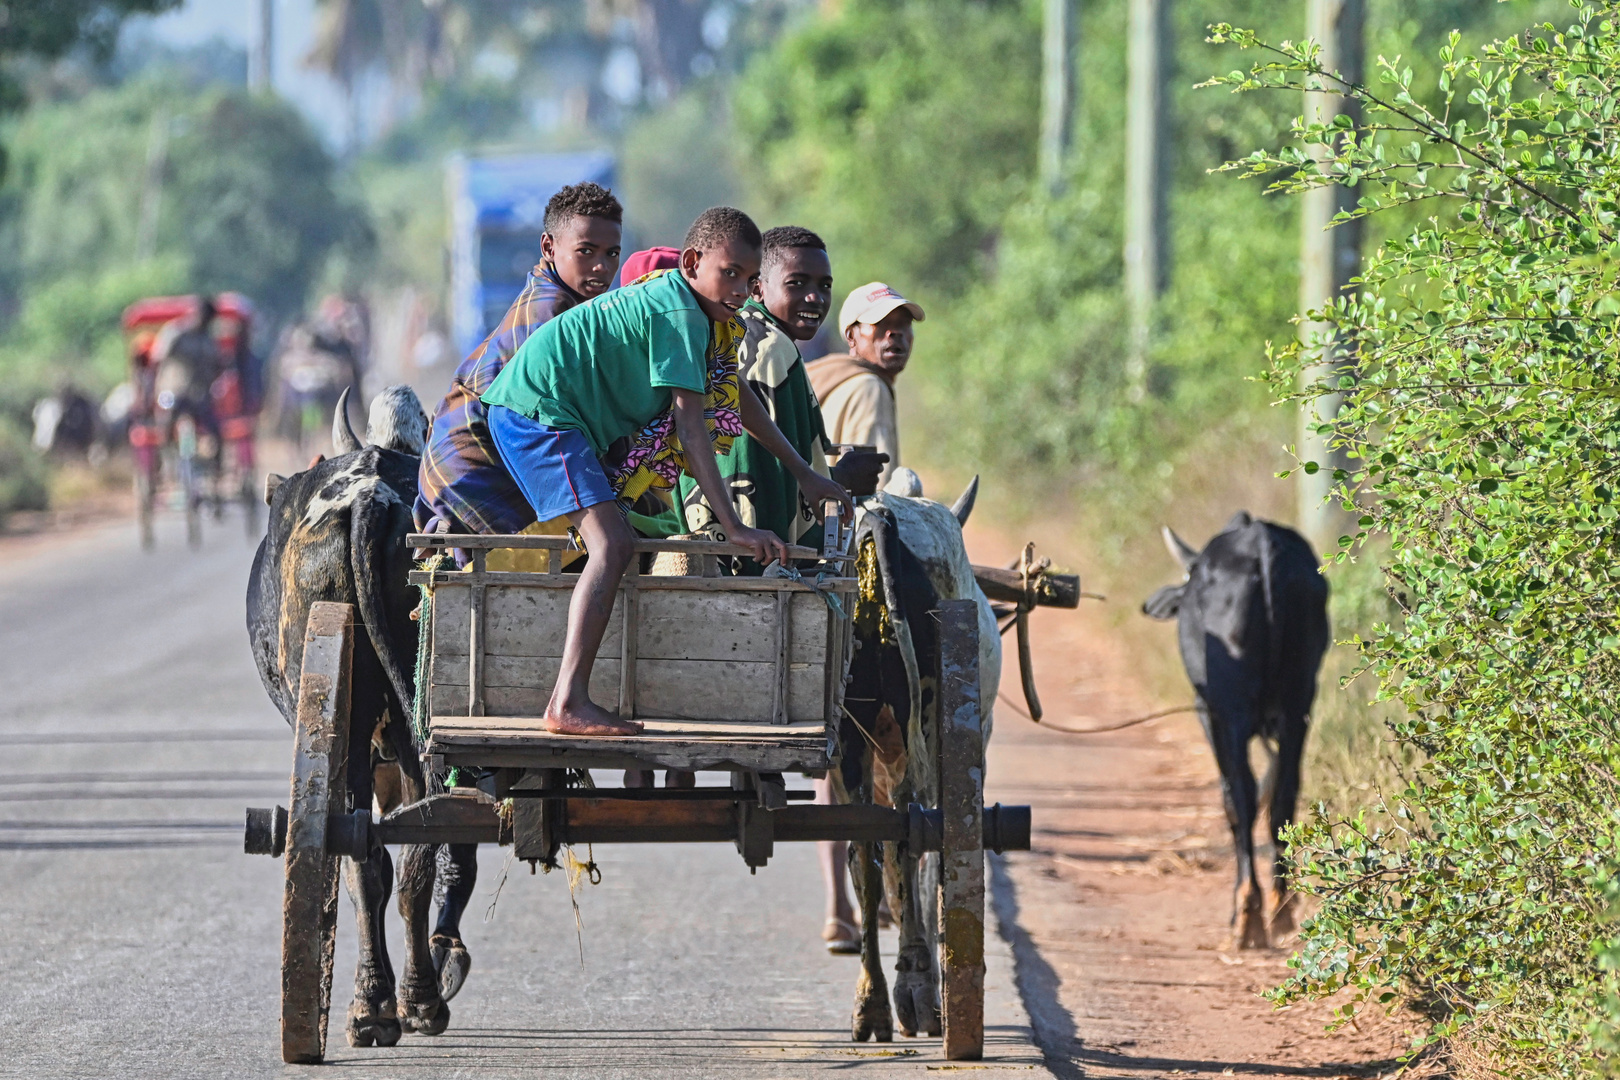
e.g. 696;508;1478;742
246;532;1029;1064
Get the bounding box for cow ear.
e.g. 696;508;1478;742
263;473;287;506
1224;509;1254;532
1161;526;1197;572
1141;584;1184;621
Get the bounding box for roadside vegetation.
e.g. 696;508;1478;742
1207;3;1620;1071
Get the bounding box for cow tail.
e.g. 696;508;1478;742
351;493;419;753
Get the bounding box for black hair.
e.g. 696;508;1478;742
760;225;827;277
684;206;762;253
543;182;624;235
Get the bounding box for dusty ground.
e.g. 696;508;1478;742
967;523;1433;1080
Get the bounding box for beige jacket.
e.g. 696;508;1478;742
807;354;900;486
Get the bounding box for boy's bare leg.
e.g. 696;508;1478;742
816;776;857;936
545;501;643;737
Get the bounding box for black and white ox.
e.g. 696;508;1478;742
246;387;477;1047
838;474;1001;1040
1141;511;1329;949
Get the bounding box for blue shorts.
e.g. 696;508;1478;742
486;405;617;522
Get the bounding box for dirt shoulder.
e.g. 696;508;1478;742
967;523;1429;1080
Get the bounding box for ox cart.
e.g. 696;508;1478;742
245;529;1033;1065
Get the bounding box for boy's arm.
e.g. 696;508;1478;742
736;381;855;521
670;389;791;565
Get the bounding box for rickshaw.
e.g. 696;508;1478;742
122;293;260;548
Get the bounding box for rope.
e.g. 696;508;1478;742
996;690;1197;734
761;560;850;619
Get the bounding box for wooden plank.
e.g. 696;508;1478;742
772;591;790;725
434;587;828;665
972;563;1081;610
618;566;639;721
432;715;826;739
428;717;831;773
410;532;834;561
281;601;353;1064
937;598;985;1061
413;569;855;593
468;550;486;717
431;657;825;723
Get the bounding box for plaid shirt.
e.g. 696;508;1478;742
414;263;582;536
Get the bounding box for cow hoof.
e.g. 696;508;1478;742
347;997;402;1048
852;1007;894;1043
431;936;472;1002
893;962;941;1038
398;996;451;1036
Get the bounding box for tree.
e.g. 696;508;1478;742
0;0;177;177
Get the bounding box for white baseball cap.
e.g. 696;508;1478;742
838;282;926;336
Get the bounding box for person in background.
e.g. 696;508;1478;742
806;283;925;489
415;182;624;542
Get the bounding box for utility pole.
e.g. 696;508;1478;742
1039;0;1076;193
1123;0;1169;402
1297;0;1365;552
250;0;274;93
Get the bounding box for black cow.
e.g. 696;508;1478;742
839;481;999;1040
247;387;474;1046
1141;511;1329;949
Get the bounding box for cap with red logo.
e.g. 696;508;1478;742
838;282;926;336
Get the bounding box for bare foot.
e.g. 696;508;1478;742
544;699;644;737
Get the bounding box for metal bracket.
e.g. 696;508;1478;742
734;800;775;871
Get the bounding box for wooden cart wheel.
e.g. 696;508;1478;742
936;599;985;1062
281;602;355;1064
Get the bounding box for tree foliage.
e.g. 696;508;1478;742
1210;3;1620;1069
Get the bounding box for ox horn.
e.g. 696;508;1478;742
332;387;363;454
1162;526;1198;572
950;474;980;527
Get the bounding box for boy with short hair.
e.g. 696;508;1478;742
653;226;884;564
416;181;624;540
482;207;852;737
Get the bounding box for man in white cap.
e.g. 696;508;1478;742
806;282;925;488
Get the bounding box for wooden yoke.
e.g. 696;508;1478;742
937;599;985;1061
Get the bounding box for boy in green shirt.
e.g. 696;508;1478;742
482;207;851;737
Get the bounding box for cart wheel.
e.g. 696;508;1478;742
936;599;985;1062
281;602;356;1064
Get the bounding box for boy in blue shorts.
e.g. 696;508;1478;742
482;207;852;737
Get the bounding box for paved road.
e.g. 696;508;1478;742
0;510;1046;1079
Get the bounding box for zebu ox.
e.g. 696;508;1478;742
838;477;1001;1041
1141;511;1329;949
247;387;469;1046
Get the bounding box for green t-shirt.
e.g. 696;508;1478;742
481;271;710;457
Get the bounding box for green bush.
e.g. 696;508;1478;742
1212;4;1620;1070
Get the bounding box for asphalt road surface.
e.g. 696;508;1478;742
0;509;1046;1079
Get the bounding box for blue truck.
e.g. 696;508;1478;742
446;150;618;359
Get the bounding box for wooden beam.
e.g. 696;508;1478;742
938;598;985;1061
971;564;1080;609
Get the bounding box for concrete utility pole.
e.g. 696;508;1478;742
1039;0;1077;193
1123;0;1170;402
250;0;274;93
1297;0;1365;552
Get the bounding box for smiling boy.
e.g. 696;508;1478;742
416;182;624;540
481;207;852;737
657;226;885;564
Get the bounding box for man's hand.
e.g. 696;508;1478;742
829;451;889;498
731;524;790;566
801;470;856;521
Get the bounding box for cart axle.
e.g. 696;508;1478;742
244;794;1031;866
